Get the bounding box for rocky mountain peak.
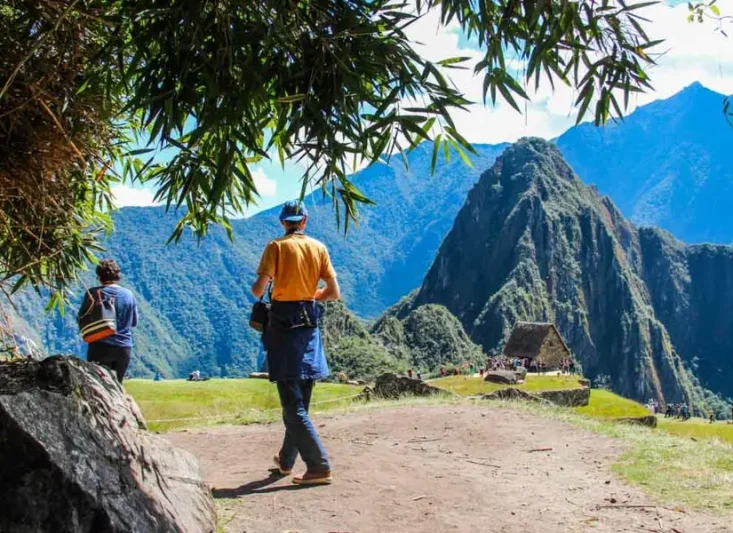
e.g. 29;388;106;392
412;138;730;408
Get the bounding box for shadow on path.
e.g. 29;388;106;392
212;471;318;498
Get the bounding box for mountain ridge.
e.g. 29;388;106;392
8;83;733;395
410;137;731;407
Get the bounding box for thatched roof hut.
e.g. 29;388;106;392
502;322;571;368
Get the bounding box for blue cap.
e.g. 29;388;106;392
279;200;308;222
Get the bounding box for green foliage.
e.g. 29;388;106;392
0;1;138;305
320;300;404;380
373;303;486;371
326;337;407;382
1;0;659;299
431;0;659;125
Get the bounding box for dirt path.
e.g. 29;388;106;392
167;405;730;533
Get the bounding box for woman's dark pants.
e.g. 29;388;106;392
87;343;131;382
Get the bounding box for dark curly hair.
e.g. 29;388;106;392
96;259;121;283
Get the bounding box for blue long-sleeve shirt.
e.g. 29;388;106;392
79;284;138;348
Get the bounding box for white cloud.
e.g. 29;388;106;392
111;184;159;208
403;1;733;144
252;168;277;197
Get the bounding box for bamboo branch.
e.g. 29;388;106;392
0;0;82;102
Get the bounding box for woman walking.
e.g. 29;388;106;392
79;259;138;381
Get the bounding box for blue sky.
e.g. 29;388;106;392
112;0;733;216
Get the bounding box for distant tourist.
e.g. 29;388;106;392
251;201;337;486
78;259;138;382
440;366;447;377
453;367;460;376
665;404;673;418
408;368;414;379
416;371;422;381
709;412;715;424
154;372;162;382
569;360;576;375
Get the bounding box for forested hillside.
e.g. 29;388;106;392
10;144;502;378
10;84;733;386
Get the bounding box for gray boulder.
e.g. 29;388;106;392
535;387;590;407
372;372;451;399
484;370;518;385
481;388;550;405
616;415;657;428
0;356;216;533
514;366;528;381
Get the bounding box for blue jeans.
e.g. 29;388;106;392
276;380;331;473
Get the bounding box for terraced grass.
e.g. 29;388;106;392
431;374;584;397
659;417;733;445
573;389;651;419
124;378;361;432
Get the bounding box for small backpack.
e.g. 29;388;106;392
249;282;272;332
78;288;117;343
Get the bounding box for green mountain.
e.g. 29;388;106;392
410;137;732;409
556;82;733;244
320;300;483;380
9;144;502;378
10;84;733;388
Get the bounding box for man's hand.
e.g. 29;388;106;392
315;276;340;301
251;274;271;299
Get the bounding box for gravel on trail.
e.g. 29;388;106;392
166;404;730;533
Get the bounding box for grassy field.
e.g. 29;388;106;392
659;416;733;445
430;374;584;396
124;378;361;432
574;389;651;419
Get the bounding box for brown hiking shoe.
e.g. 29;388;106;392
292;470;333;485
272;455;292;476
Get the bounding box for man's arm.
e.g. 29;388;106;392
251;274;272;299
315;275;340;302
252;241;276;298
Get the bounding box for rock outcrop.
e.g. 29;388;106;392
371;372;451;399
616;415;658;428
484;370;518;385
412;138;704;406
0;356;216;533
535;387;590;407
481;387;550;405
480;386;590;407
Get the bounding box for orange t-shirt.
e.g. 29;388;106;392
256;233;337;301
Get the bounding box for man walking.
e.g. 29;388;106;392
251;201;340;485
